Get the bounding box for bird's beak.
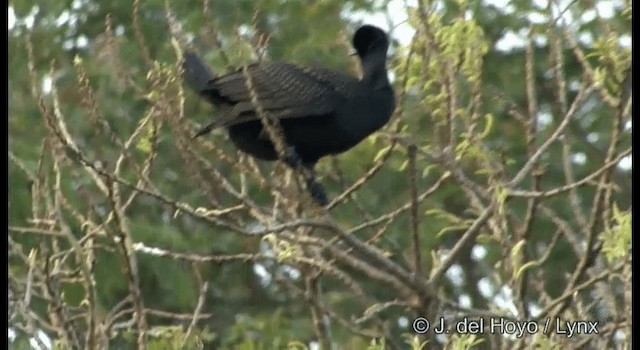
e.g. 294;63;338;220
349;50;358;56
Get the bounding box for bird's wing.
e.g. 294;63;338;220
199;62;358;128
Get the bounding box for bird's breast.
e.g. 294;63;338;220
336;89;395;140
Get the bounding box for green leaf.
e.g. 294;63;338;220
510;239;526;280
373;145;391;162
601;203;631;262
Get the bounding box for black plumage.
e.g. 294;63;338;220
183;25;395;204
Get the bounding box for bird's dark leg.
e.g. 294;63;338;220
284;146;328;206
283;146;303;169
304;171;329;206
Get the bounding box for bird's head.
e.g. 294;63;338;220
351;25;389;59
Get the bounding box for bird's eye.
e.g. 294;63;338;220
367;38;382;52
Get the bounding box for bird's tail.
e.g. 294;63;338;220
182;51;214;95
182;51;220;138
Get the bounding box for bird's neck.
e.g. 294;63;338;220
361;58;390;90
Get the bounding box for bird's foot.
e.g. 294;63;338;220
306;177;329;206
